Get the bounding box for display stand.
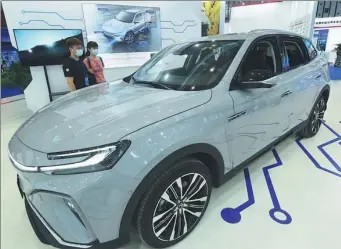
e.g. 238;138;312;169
43;65;69;102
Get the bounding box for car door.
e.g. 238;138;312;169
226;36;289;167
277;35;322;131
133;13;145;33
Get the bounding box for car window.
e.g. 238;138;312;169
133;40;244;91
135;13;144;23
116;11;135;23
236;37;279;83
303;39;317;61
283;40;305;69
148;54;188;74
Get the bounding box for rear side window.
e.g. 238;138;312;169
303;39;317;61
283;40;305;69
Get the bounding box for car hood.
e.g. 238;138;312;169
102;19;133;34
16;82;211;153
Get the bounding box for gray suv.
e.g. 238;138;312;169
102;9;153;44
9;30;330;249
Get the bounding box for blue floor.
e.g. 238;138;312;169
329;66;341;81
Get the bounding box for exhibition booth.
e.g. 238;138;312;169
1;0;320;112
2;2;341;249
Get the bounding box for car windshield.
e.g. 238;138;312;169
132;40;244;91
116;10;135;23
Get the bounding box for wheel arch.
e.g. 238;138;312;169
118;143;225;240
321;84;330;103
316;84;330;111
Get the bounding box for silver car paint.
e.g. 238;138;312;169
8;30;330;245
102;10;150;38
15;83;211;153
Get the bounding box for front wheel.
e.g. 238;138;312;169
300;95;326;138
123;31;135;44
136;158;212;248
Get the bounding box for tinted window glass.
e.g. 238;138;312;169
303;39;317;61
133;40;244;91
283;41;305;69
135;13;143;23
237;38;279;83
116;11;135;23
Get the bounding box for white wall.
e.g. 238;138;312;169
224;1;292;33
2;1;205;112
224;1;317;39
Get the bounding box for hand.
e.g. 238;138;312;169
88;69;94;74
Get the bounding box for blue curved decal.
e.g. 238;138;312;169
263;149;292;224
221;168;254;223
221;149;291;225
296;121;341;177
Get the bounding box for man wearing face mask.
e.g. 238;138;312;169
62;38;93;91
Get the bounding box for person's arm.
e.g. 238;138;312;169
63;60;77;92
83;58;94;74
66;77;76;91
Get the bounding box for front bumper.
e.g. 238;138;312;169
19;176;129;249
24;198;128;249
8;135;140;249
102;31;124;41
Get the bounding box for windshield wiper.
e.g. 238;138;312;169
131;76;172;90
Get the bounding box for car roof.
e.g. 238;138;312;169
124;9;144;14
184;29;308;43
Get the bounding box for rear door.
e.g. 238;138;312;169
277;35;322;130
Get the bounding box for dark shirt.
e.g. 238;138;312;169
62;57;89;90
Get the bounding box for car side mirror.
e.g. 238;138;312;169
242;69;276;82
238;81;275;89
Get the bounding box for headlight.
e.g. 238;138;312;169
40;140;131;175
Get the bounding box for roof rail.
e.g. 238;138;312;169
248;29;283;34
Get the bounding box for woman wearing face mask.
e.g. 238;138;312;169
62;38;94;91
83;41;106;84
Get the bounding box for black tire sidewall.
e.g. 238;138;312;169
124;31;135;44
302;95;326;137
137;159;212;248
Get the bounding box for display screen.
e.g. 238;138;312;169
83;3;161;68
13;29;84;66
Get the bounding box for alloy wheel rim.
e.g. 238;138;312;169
311;99;325;134
152;173;208;242
125;32;134;43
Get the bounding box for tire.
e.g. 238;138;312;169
136;158;212;248
124;31;135;44
299;95;327;138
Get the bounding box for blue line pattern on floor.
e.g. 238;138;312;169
263;149;292;224
220;168;254;224
221;149;291;224
296;121;341;177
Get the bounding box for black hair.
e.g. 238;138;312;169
66;38;82;48
86;41;99;56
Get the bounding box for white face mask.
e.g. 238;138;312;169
75;49;83;57
92;49;99;56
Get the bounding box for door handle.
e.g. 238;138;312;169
228;110;246;122
281;90;292;97
315;74;322;79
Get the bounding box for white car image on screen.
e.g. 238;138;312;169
102;9;153;44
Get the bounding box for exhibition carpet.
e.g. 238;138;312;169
329;66;341;81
